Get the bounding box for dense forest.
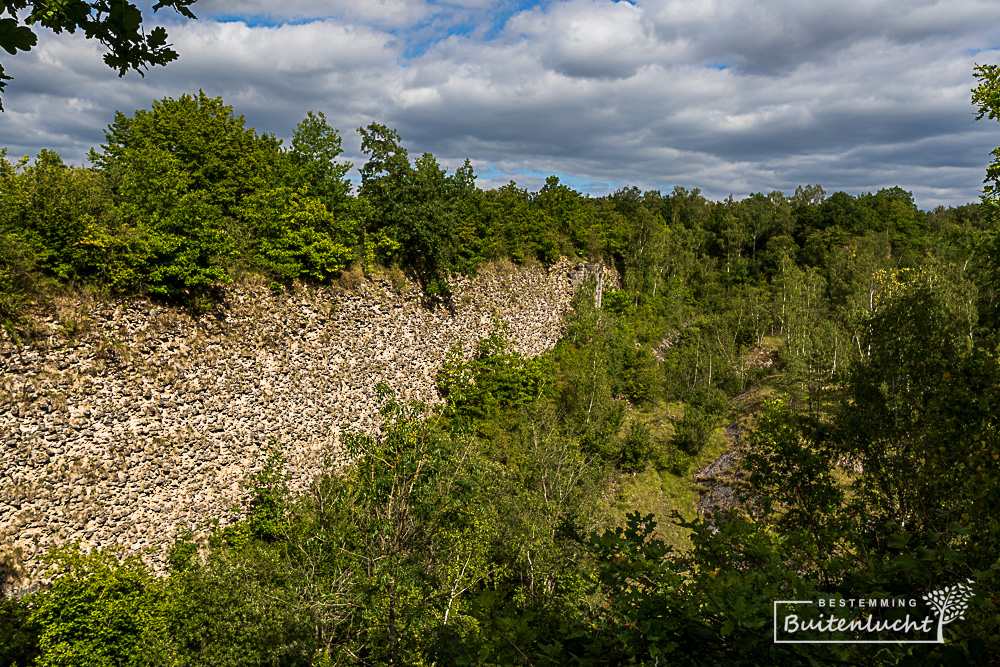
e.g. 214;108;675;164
1;68;1000;665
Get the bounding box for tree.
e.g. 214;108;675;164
858;187;927;258
357;122;481;292
834;268;986;538
285;110;352;212
738;191;793;259
972;63;1000;329
236;186;360;283
534;175;594;257
972;63;1000;200
0;149;111;282
0;0;197;110
92;91;283;220
89;91;283;298
28;546;170;667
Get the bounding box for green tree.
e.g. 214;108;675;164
972;63;1000;330
236;186;360;283
0;149;117;280
621;205;668;302
89;91;284;298
533;175;594;257
0;0;197;110
710;197;750;277
742;399;843;535
858;187;927;258
739;191;794;260
284;110;352;213
481;181;548;263
92;91;283;220
327;385;505;663
972;63;1000;200
358;122;483;291
835;268;977;536
28;546;169;667
438;322;553;432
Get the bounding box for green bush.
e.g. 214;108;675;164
657;444;693;476
671;405;719;456
617;421;655;473
28;546;169;667
237;187;358;283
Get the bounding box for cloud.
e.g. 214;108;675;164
192;0;431;29
1;0;998;208
506;0;673;79
646;0;1000;75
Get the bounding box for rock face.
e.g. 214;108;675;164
0;261;597;591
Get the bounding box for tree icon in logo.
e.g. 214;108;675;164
923;580;975;643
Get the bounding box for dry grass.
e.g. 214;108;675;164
338;269;363;291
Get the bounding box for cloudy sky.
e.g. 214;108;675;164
2;0;1000;207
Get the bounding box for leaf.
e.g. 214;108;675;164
894;554;919;571
915;547;938;561
947;521;972;535
147;25;168;49
887;532;909;549
941;544;967;565
0;18;37;55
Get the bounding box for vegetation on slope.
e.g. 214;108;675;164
2;67;1000;665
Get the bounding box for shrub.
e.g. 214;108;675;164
618;421;654;473
29;546;169;667
657;445;692;476
671;405;718;456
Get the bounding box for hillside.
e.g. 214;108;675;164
1;89;1000;665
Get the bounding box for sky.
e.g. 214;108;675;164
2;0;1000;208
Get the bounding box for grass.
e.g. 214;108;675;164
604;336;795;552
611;425;731;552
601;393;736;552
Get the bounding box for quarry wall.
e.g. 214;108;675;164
0;261;603;591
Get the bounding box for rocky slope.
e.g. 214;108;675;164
0;261;600;592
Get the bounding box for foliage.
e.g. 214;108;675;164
583;510;836;666
973;63;1000;202
438;321;553;431
284;110;352;212
236;186;359;283
670;403;718;456
358;122;486;292
244;440;292;543
84;91;286;298
0;0;197;110
616;421;657;473
8;68;1000;665
28;546;169;667
0;233;38;340
742;399;844;534
92;91;283;219
0;594;39;667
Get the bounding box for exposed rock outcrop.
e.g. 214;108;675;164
0;261;598;592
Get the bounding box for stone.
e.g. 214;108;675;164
0;260;611;590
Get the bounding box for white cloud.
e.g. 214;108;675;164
192;0;431;29
506;0;677;79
